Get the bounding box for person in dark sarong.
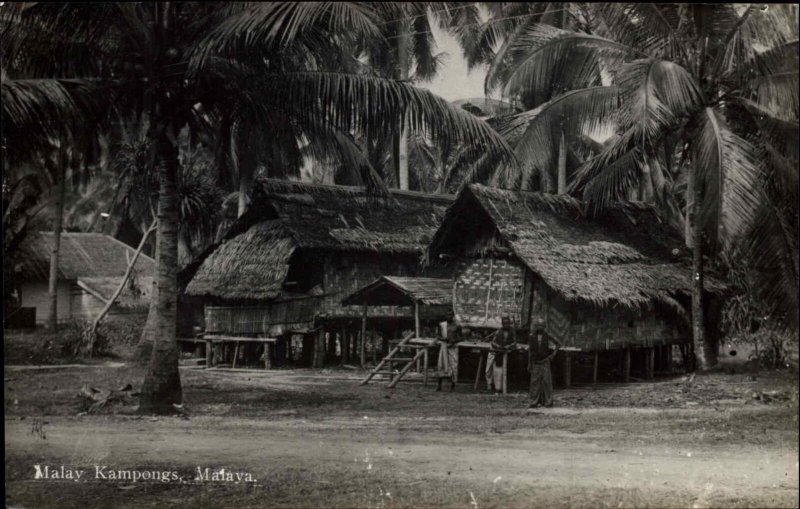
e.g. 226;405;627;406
528;318;561;408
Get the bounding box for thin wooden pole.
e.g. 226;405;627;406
563;351;572;388
360;304;367;368
372;329;377;363
623;348;631;382
232;342;240;369
474;352;484;390
342;328;349;365
502;351;508;395
414;301;420;338
592;351;599;383
665;344;673;372
265;342;272;369
205;338;213;368
423;347;429;386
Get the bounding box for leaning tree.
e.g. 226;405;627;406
1;2;513;413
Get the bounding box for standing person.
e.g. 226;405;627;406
487;316;516;394
528;318;561;408
436;320;459;391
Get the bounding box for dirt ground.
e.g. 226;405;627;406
4;350;799;509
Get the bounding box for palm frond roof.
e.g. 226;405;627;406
427;184;727;308
185;179;453;300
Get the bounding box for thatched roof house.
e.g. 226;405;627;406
15;232;153;324
426;184;725;347
186;179;454;337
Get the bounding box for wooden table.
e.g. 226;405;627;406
203;335;277;369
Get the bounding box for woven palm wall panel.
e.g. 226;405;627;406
453;258;526;329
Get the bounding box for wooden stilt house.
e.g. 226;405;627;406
425;184;727;386
185;179;453;368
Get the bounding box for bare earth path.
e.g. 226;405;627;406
4;366;799;508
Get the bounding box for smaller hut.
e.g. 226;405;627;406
342;275;453;336
13;232;153;325
343;276;453;386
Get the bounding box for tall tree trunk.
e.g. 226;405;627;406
689;168;715;370
394;22;410;191
640;158;654;203
46;153;67;329
237;149;255;218
139;123;182;413
557;131;567;194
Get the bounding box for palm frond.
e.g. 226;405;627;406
572;131;642;213
502;24;638;101
617;58;702;146
191;2;381;67
746;193;799;330
1;78;111;163
692;107;762;248
500;86;619;186
234;70;516;168
588;3;681;61
740;71;799;123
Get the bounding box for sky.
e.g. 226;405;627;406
416;18;492;102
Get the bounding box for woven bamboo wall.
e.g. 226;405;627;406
453;257;526;328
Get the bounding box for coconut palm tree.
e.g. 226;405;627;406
449;3;596;192
476;3;798;369
2;2;513;413
2;72;108;329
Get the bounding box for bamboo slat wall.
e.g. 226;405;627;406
205;295;324;335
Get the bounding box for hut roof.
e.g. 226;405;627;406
342;276;453;307
76;276;152;308
185;179;454;300
15;232;155;281
427;184;726;308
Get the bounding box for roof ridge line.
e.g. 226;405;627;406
258;178;455;202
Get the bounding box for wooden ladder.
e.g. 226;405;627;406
360;332;428;387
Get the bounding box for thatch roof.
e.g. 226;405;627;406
427;184;726;309
342;276;453;307
15;232;155;281
186;179;453;300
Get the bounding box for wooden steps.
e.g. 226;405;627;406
360;333;435;388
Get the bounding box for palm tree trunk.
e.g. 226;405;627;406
557;131;567;194
46;154;66;329
139;123;182;413
395;22;410;191
689;168;715;370
640;158;654;203
237;153;254;218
